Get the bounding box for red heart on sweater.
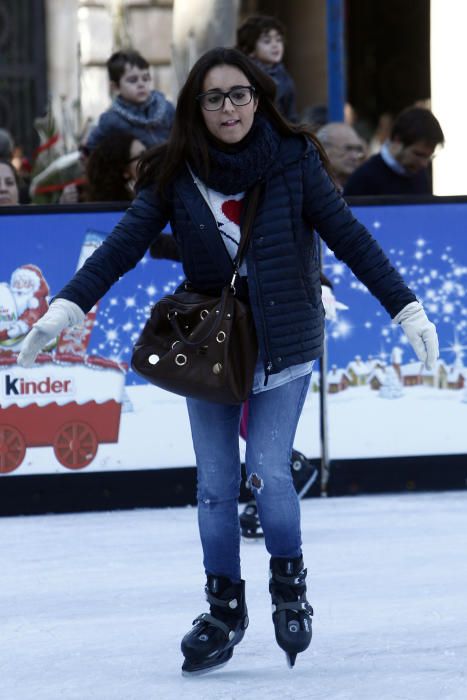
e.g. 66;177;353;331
221;199;243;225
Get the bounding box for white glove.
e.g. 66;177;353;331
392;301;439;370
17;299;85;368
321;285;349;321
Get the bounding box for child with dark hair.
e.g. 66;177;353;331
237;15;298;122
85;49;174;151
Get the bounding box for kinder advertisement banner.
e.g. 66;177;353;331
0;202;466;476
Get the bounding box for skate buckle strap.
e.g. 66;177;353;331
205;589;238;609
194;612;235;640
272;600;313;615
272;568;307;587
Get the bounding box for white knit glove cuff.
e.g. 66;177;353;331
35;298;85;331
392;301;423;325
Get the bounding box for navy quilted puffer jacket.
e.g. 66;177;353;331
57;134;416;376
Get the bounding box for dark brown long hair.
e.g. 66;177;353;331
86;130;136;202
137;47;330;193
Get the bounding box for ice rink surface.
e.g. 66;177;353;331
2;490;467;700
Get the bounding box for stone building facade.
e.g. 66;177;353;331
44;0;328;147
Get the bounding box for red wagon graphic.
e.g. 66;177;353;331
0;351;126;474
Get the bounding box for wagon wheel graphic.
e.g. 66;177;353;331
0;425;26;473
53;421;98;470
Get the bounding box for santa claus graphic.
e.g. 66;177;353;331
0;264;50;349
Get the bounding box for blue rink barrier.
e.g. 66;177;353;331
1;197;466;514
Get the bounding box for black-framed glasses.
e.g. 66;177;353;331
196;86;256;111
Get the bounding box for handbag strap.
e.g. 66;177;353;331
168;182;261;347
233;181;262;274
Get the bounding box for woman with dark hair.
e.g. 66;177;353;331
86;130;145;202
59;130;146;204
0;158;20;206
18;47;438;675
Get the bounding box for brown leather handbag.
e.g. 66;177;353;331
130;184;261;405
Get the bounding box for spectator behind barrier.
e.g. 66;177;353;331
344;107;444;196
237;14;298;122
86;131;146;202
0;159;19;206
85;49;175;152
316;122;366;190
0;130;32;204
59;130;146;204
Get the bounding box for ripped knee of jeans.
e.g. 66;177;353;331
247;472;264;494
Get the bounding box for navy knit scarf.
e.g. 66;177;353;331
191;114;281;195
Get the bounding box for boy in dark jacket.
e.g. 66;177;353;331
237;15;298;122
85;50;175;151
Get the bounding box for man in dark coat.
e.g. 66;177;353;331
344;107;444;196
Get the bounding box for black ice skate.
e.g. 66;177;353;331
290;449;319;498
239;500;264;540
181;575;248;676
269;556;313;668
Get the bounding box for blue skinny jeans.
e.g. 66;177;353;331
186;373;311;582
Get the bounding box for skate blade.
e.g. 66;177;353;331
182;659;231;677
182;648;234;677
286;652;297;668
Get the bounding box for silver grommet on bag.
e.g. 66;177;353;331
200;309;209;320
171;341;180;349
212;362;222;374
175;354;187;366
148;354;160;365
216;331;226;343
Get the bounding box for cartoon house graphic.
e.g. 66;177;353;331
366;355;386;372
400;361;423;387
421;360;448;389
368;367;386;390
310;372;320;393
327;365;350;393
346;355;369;386
447;363;465;390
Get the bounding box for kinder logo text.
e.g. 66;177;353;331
3;374;74;398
